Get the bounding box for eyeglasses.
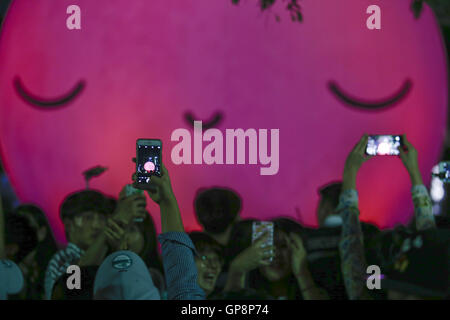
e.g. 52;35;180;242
198;254;223;268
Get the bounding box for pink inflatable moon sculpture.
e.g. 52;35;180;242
0;0;447;244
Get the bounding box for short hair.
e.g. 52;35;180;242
189;232;223;257
5;213;38;262
194;187;241;234
318;181;342;210
60;190;111;221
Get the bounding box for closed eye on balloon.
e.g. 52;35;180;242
328;79;412;111
184;111;224;130
14;76;85;110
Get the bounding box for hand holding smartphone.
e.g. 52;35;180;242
124;184;144;197
252;221;274;262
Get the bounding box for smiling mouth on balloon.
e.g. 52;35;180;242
14;77;85;110
184;111;224;130
328;79;412;111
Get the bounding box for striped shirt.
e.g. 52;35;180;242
158;232;205;300
44;243;84;300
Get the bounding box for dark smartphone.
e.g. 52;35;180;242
365;135;403;156
136;139;162;184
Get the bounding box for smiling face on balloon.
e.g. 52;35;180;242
0;0;447;243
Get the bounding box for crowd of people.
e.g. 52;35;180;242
1;134;449;300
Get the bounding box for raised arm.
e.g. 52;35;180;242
135;163;205;300
398;135;435;231
224;234;274;292
289;233;329;299
135;164;184;233
338;135;373;300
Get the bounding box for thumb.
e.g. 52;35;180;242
398;144;406;160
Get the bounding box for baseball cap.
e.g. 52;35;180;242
0;259;24;300
93;251;160;300
381;229;450;298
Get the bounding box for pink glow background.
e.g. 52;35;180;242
0;0;447;245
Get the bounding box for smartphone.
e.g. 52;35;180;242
136;139;162;185
432;161;450;183
252;221;274;262
365;135;403;156
124;184;144;197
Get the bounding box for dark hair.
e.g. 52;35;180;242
194;187;241;234
5;213;38;262
138;212;163;274
318;181;342;209
223;219;258;270
60;190;111;221
189;232;223;257
14;204;58;268
248;218;305;300
105;197;117;215
272;217;305;238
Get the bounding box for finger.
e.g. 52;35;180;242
128;193;145;201
104;229;116;241
262;248;275;258
402;134;414;151
133;196;147;205
149;175;163;187
259;259;273;266
132;181;146;190
106;227;121;239
147;191;160;203
398;145;406;159
355;134;368;154
253;232;270;246
160;163;169;177
108;220;124;234
133;201;147;211
289;233;304;246
259;245;274;253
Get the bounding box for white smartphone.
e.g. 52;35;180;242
252;221;274;262
366;135;403;156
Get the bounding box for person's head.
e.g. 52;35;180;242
14;204;58;269
94;250;160;300
116;211;162;273
194;187;241;235
15;204;54;244
317;182;342;227
60;190;110;250
382;230;450;300
189;232;224;296
226;218;304;299
4;213;38;263
259;218;305;282
258;228;291;282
